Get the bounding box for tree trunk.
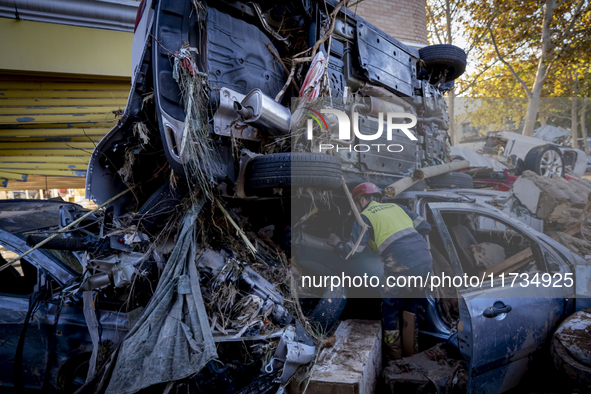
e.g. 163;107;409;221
449;88;457;145
523;91;542;136
582;97;588;154
445;0;457;145
522;0;556;136
572;96;579;148
540;115;548;127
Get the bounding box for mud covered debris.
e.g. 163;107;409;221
383;344;468;394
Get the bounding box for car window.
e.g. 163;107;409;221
0;246;37;295
43;248;83;275
440;212;546;279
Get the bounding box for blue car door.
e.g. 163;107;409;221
428;202;572;393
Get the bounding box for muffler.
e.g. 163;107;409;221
233;88;291;136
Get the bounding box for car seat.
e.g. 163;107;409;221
449;224;479;275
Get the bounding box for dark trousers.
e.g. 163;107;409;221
382;296;419;331
381;253;431;332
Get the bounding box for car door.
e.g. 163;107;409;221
428;202;572;394
0;246;49;390
0;230;77;390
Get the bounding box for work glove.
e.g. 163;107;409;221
326;233;341;247
332;241;348;258
415;220;432;236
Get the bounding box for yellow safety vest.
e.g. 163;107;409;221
361;201;416;254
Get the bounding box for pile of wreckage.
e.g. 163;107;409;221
7;0;591;393
513;170;591;259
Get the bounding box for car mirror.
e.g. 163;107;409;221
547;261;560;274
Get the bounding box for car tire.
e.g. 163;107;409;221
419;44;467;83
551;331;591;388
524;144;565;177
247;152;342;191
297;261;347;332
426;171;474;189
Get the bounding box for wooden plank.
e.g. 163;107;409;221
489;248;533;276
487;226;582;277
402;311;416;356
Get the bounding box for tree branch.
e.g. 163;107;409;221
426;4;445;45
544;0;585;80
275;0;351;101
488;24;532;97
457;61;497;95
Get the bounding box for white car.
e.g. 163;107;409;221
459;132;587;178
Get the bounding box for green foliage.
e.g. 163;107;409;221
427;0;591;134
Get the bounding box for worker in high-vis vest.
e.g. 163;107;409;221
331;182;433;360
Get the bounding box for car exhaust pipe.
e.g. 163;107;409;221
233;88;291;136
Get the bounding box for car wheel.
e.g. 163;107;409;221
426;171;474;189
419;44;466;83
524;144;565;177
551;327;591;388
297;260;347;332
247;152;342;192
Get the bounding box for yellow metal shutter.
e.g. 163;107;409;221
0;75;129;188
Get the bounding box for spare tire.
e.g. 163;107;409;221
419;44;467;83
524;144;565;177
247;152;342;192
426;171;473;189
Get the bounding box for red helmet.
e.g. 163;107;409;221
351;182;381;201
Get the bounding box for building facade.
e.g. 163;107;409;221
0;0;138;191
352;0;428;48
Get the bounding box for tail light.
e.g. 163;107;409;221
134;0;147;33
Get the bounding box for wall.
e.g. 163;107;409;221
0;18;133;78
351;0;428;46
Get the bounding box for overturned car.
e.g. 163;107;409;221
86;0;470;215
13;0;591;393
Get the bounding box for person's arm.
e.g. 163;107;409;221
334;215;373;258
398;204;432;235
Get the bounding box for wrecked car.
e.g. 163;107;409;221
0;199;128;393
20;0;591;393
449;146;519;191
292;188;591;393
86;0;472;216
457;131;587;178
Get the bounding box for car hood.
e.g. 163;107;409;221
451;146;507;171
